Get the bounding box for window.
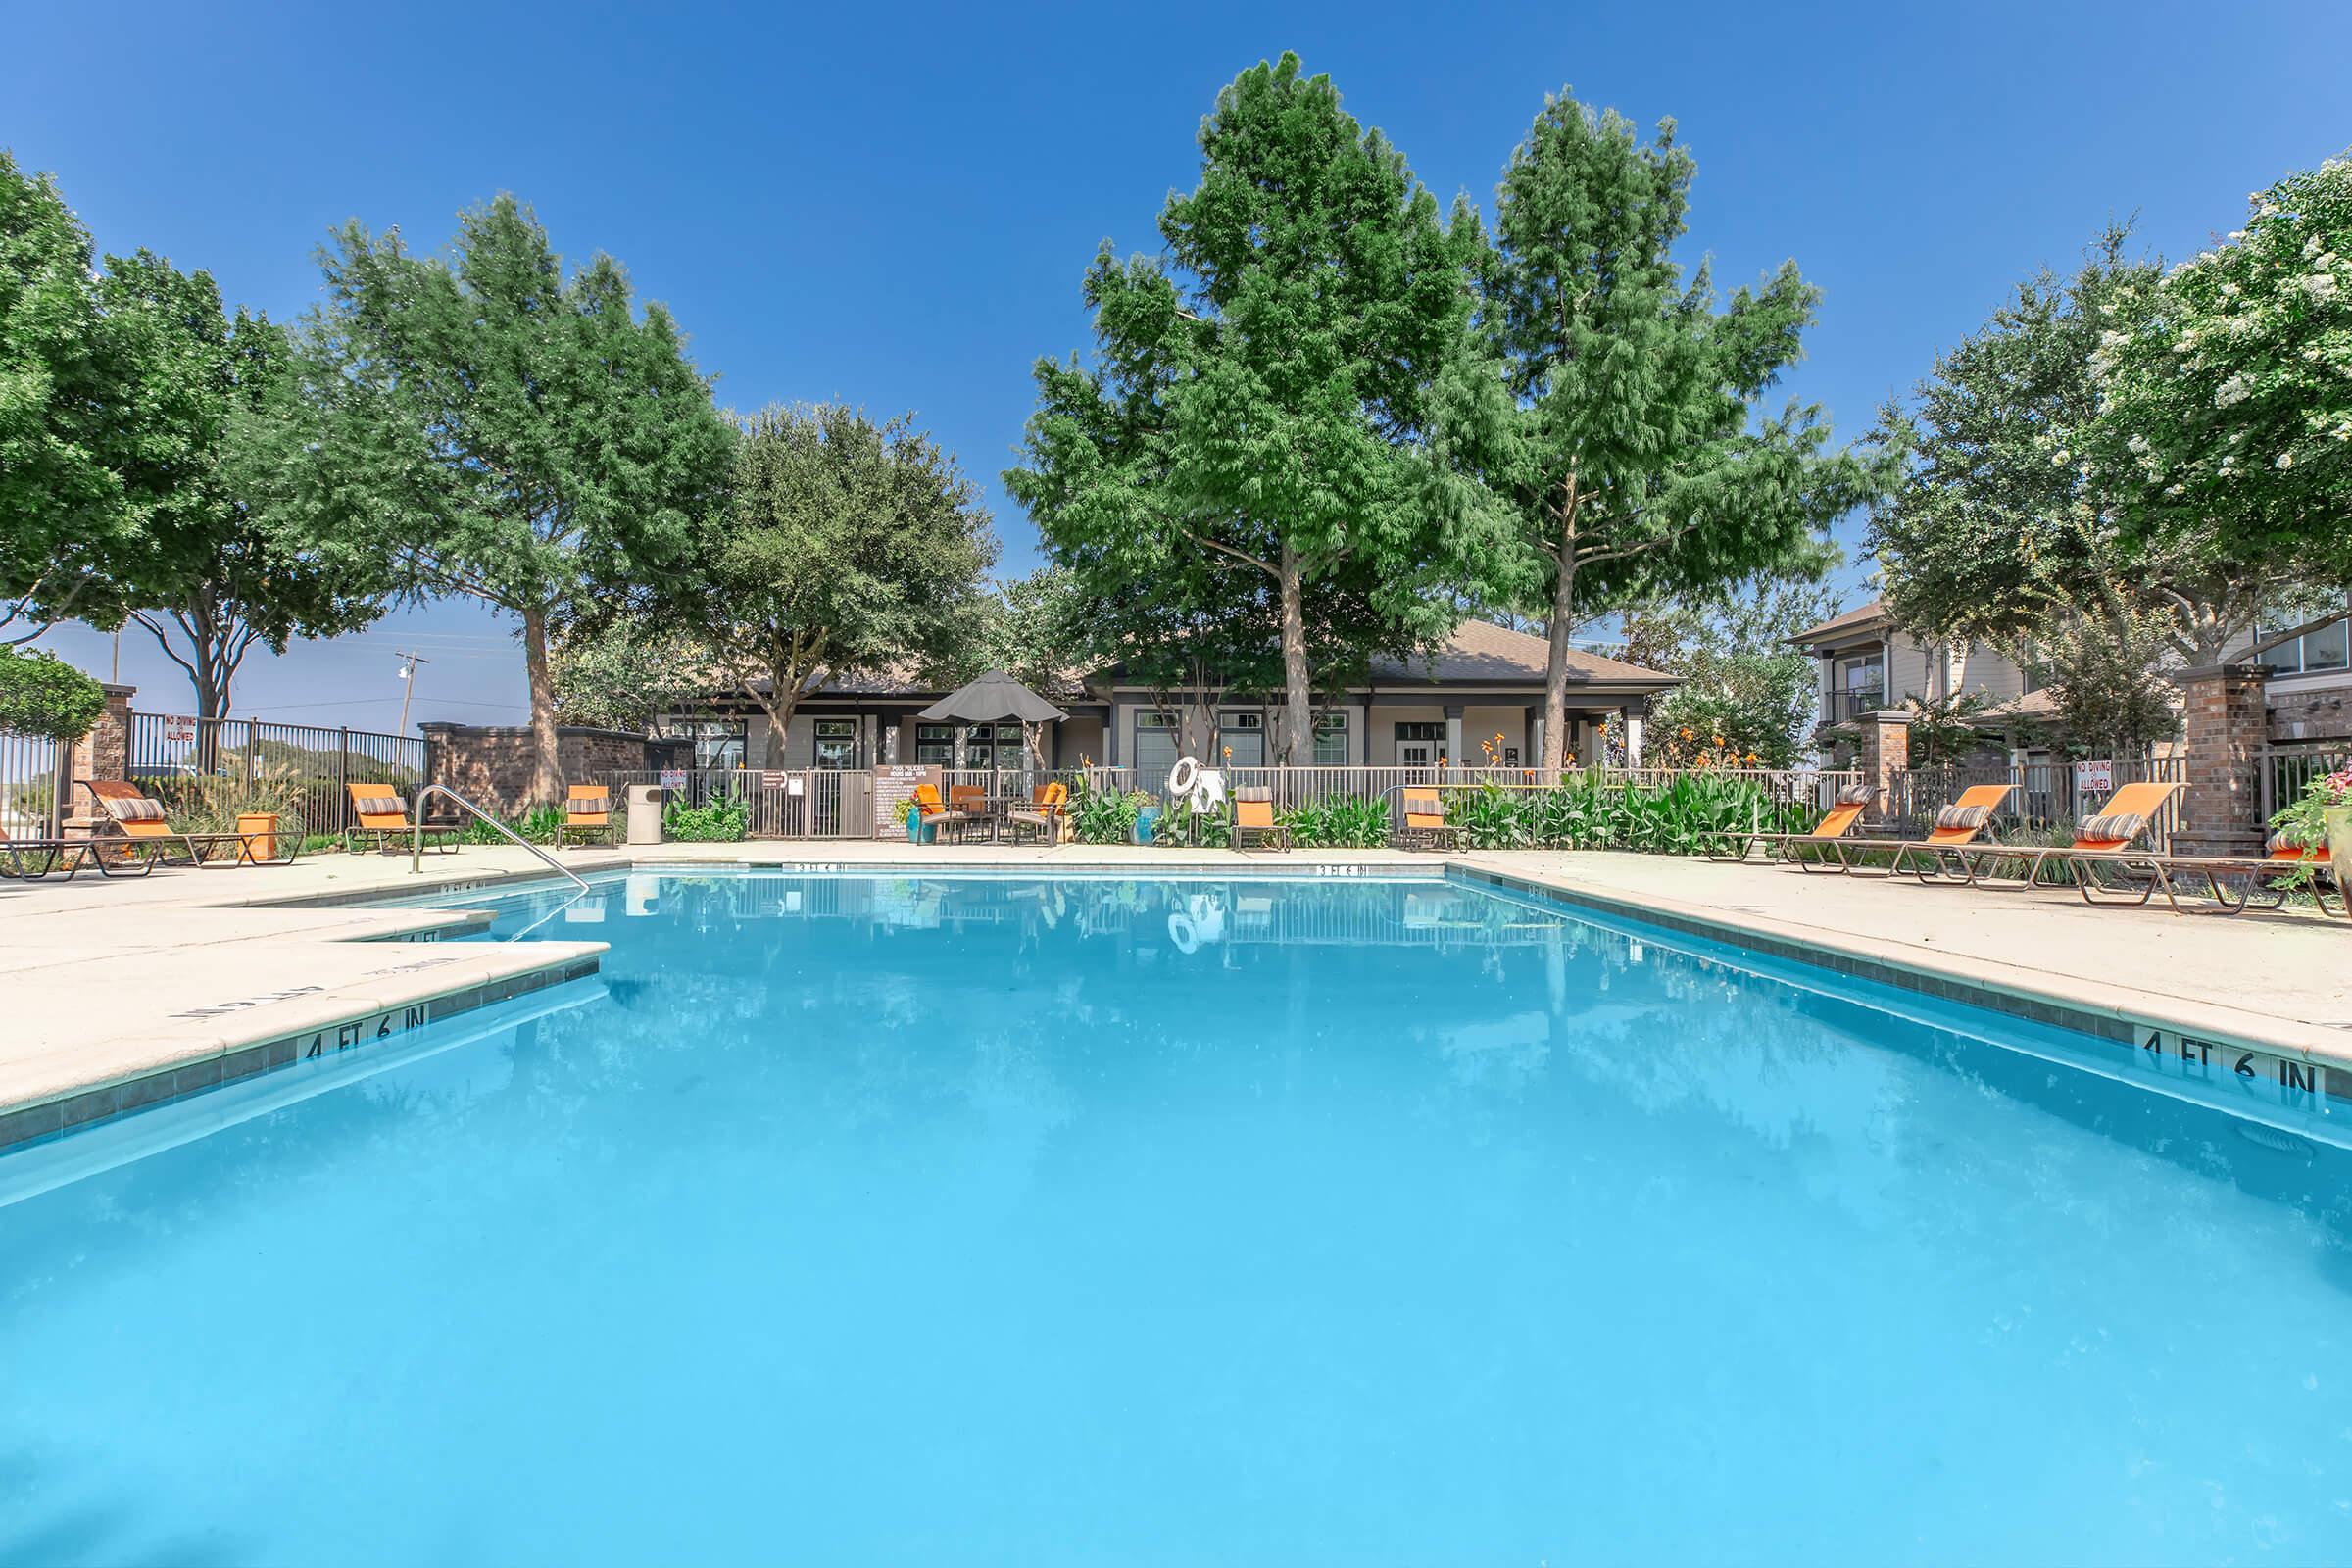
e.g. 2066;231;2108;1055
1134;710;1180;784
1836;654;1885;694
662;718;745;771
915;721;1021;767
813;719;858;770
1313;710;1348;766
2258;615;2352;675
1218;710;1265;768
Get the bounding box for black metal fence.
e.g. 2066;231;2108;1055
122;712;428;843
2259;742;2352;824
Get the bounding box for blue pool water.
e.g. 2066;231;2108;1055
3;871;2350;1564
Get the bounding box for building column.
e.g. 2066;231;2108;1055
1625;713;1644;767
1857;709;1911;820
60;682;135;834
1444;703;1464;775
1578;716;1606;766
1530;712;1546;773
2174;662;2267;858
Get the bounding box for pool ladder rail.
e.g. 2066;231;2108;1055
408;784;590;893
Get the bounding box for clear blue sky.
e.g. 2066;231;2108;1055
11;0;2349;730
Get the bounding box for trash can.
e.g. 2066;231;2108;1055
626;784;668;846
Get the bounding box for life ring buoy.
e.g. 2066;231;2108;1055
1166;756;1200;798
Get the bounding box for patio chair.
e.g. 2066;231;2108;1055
911;783;974;843
1005;782;1068;846
1232;788;1291;852
0;825;150;881
345;783;461;856
78;780;300;868
1391;787;1463;853
560;785;617;847
1945;780;2185;905
1707;783;1875;865
1792;783;2019;879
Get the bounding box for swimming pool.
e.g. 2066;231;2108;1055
3;870;2347;1563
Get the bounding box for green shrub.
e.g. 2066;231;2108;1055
1279;794;1389;849
1437;772;1816;856
1068;778;1149;845
0;649;105;742
664;798;749;842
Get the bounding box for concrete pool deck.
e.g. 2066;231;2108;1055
0;839;2344;1148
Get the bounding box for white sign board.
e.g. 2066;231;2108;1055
659;768;686;790
162;717;198;746
2075;759;2114;796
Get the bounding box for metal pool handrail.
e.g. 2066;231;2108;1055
410;784;588;892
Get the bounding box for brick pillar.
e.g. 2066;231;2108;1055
60;682;134;838
2174;663;2266;858
1856;709;1910;818
68;683;136;791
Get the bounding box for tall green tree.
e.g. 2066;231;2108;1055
659;404;995;768
2092;156;2352;593
1006;53;1504;761
0;152;138;642
1871;226;2288;669
293;195;734;800
1473;91;1874;771
81;253;390;722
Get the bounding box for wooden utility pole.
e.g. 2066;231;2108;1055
395;651;431;736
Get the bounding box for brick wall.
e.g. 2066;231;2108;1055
418;724;685;813
2175;664;2267;858
2268;681;2352;744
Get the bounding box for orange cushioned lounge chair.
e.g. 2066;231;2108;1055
345;783;461;856
560;784;617;847
1946;780;2185;905
1232;788;1291;852
79;780;299;867
1707;783;1877;864
1792;782;2020;879
1391;787;1463;852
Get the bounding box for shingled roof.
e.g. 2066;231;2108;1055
1788;599;1891;646
1370;619;1675;687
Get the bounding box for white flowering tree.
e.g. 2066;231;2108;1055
2095;156;2352;590
1870;227;2283;670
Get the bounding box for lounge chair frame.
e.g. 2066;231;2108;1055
1390;787;1463;853
560;784;617;848
345;784;461;856
78;780;303;868
0;829;154;881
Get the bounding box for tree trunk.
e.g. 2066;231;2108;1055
1277;541;1310;765
1539;488;1581;773
757;675;802;770
521;604;564;806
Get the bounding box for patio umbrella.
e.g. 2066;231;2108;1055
917;671;1066;726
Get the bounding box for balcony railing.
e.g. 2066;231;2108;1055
1822;687;1886;725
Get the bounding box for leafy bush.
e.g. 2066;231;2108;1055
1278;794;1390;849
1068;778;1149;845
665;798;749;842
1438;772;1816;856
0;649;105;741
459;806;567;846
1157;796;1233;848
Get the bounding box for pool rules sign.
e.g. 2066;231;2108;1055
872;765;940;840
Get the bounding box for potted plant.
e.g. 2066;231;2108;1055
2268;767;2352;891
903;798;931;845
